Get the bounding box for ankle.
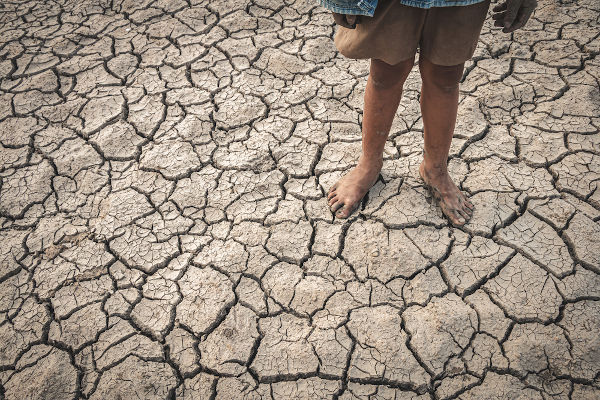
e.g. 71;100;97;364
421;159;448;177
358;155;383;168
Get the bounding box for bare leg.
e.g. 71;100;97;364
418;56;474;226
328;56;414;218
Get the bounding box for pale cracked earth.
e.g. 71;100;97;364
0;0;599;399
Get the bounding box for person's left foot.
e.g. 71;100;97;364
419;161;474;226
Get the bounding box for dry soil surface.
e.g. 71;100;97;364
0;0;599;399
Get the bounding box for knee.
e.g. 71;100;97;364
419;57;464;93
369;57;414;89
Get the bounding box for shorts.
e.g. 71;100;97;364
333;0;491;66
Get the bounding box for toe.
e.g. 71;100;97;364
335;206;349;218
462;196;475;209
335;202;357;219
456;206;471;221
328;195;338;207
463;208;474;219
328;182;339;194
453;214;466;226
443;205;466;226
464;203;474;217
459;199;474;216
465;199;475;210
330;199;344;213
453;208;468;225
459;192;474;209
456;193;474;214
327;190;337;200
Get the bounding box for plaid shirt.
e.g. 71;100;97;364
318;0;487;16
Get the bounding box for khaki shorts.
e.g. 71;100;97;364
333;0;491;66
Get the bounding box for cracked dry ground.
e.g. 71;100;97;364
0;0;599;399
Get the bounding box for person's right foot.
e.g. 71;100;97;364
419;161;474;226
327;158;382;219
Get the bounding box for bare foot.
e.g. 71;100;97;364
327;158;382;218
419;162;474;226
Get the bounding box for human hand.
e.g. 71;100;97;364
332;12;361;29
491;0;537;33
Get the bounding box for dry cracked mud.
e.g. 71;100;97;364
0;0;599;399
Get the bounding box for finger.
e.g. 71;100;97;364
504;15;524;32
505;6;535;32
492;2;507;11
332;12;344;25
491;11;506;20
502;0;520;29
332;12;355;29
